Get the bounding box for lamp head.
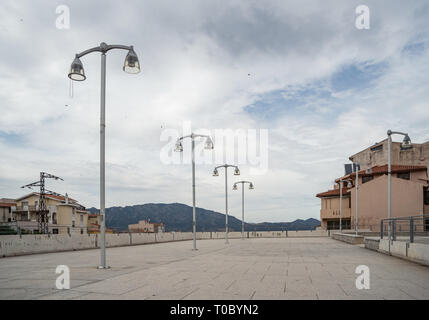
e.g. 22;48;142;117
233;184;237;190
401;134;412;150
204;136;214;150
234;167;240;176
347;181;353;188
213;169;219;177
123;47;141;74
249;183;254;190
174;141;183;152
68;56;86;81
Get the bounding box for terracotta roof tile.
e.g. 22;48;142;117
335;164;427;182
316;188;351;198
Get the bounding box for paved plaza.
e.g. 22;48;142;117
0;237;428;300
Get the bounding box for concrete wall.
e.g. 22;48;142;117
331;233;364;245
364;237;380;251
0;230;329;258
379;239;429;266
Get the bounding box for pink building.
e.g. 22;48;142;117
317;139;429;231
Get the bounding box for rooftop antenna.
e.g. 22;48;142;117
21;172;64;234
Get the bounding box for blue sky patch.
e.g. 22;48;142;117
330;61;388;92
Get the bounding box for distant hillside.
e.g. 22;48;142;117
88;203;320;232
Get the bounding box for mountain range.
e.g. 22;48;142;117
88;203;320;232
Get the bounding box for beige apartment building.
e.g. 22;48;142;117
128;220;165;233
317;138;429;231
9;192;99;234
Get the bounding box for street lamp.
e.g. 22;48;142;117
338;178;352;232
352;162;360;236
212;164;240;244
233;181;254;240
68;42;140;269
174;133;214;250
387;130;412;243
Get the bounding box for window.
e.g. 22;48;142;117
370;144;383;152
52;229;59;234
397;172;410;180
362;176;374;184
72;221;75;228
80;214;83;223
424;190;429;205
80;228;83;234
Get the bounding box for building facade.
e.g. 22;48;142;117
317;138;429;231
128;220;165;233
8;193;98;234
0;199;16;223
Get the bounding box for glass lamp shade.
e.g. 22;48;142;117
174;141;183;152
123;48;140;74
213;169;219;177
68;56;86;81
234;168;240;175
205;137;214;150
347;181;353;188
401;135;412;150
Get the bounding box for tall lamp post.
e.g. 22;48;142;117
339;178;343;232
338;178;352;232
213;164;240;244
68;42;140;269
387;130;412;243
353;162;360;236
174;133;214;250
233;181;254;240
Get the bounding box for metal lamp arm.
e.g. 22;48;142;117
76;44;133;58
178;133;210;141
387;130;408;137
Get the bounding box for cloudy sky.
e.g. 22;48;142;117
1;1;429;223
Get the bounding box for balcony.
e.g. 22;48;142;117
13;205;37;212
320;208;351;219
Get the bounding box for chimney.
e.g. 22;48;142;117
65;193;69;204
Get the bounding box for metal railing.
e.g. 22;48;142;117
380;214;429;244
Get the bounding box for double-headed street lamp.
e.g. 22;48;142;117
387;130;412;242
174;133;214;250
68;42;140;269
233;181;254;240
213;164;240;244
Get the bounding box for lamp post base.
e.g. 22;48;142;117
97;265;110;269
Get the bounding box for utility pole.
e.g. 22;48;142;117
21;172;63;234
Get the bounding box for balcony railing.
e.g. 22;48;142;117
320;208;351;219
380;214;429;244
13;205;37;212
